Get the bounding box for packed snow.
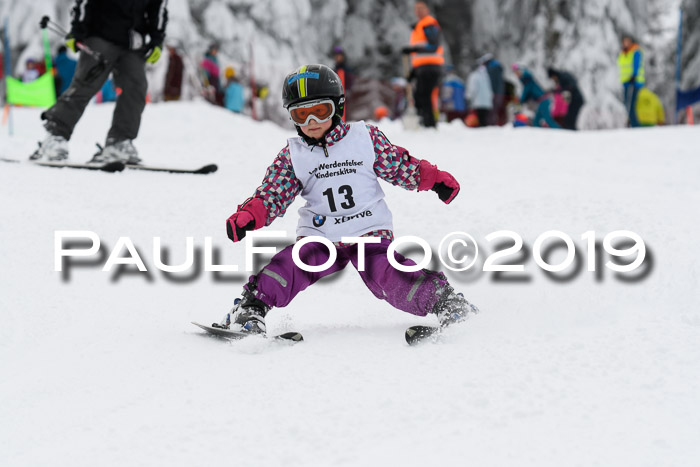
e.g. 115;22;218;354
1;102;699;466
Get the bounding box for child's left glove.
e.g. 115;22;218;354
226;197;268;242
417;159;460;204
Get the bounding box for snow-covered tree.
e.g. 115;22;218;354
0;0;686;128
679;0;700;122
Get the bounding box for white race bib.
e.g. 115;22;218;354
288;122;393;241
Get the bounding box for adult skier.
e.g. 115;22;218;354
30;0;168;163
163;42;184;101
478;53;506;125
218;64;478;335
466;60;494;127
401;1;445;128
546;67;585;130
617;34;645;128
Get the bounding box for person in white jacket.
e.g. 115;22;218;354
466;62;494;127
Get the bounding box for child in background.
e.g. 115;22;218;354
223;66;245;114
513;64;561;129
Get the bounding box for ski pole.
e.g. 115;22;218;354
40;16;66;35
39;15;107;65
40;16;70;41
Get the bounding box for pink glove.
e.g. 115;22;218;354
417;159;460;204
226;197;268;242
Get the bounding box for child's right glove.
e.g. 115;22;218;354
417;159;460;204
226;197;268;242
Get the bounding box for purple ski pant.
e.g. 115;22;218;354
244;239;448;316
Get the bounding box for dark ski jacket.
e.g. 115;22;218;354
485;59;505;96
164;50;184;98
70;0;168;50
547;68;585;105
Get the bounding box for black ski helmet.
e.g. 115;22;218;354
282;64;345;121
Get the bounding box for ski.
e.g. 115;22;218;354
0;157;125;172
191;321;303;343
126;163;218;175
405;325;441;345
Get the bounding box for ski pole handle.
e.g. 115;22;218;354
40;16;69;36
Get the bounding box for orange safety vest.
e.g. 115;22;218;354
409;15;445;68
337;68;346;120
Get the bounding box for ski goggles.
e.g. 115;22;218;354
287;99;336;126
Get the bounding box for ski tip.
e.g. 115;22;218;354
276;331;304;342
405;327;420;345
191;321;220;331
195;164;218;174
405;325;440;346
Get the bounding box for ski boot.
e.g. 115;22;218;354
432;286;479;328
89;138;142;164
213;291;270;334
29;134;69;161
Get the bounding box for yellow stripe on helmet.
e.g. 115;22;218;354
298;65;307;98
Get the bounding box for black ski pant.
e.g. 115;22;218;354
563;92;584;130
42;36;147;142
413;65;442;128
475;108;491;127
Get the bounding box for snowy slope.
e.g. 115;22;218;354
1;103;700;467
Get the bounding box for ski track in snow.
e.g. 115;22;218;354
1;102;699;467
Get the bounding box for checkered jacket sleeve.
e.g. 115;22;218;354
367;123;421;190
253;145;302;226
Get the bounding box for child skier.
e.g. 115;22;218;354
218;64;478;334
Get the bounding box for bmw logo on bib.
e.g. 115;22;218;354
313;215;326;227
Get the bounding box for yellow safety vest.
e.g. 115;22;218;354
617;45;645;84
409;15;445;68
